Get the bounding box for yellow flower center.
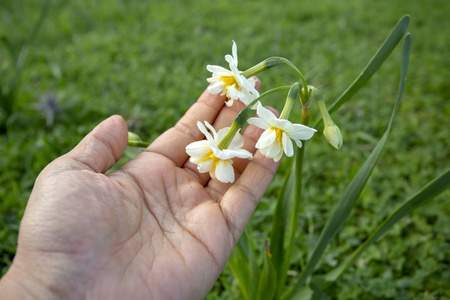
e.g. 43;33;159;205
271;127;284;144
199;151;216;164
221;75;239;95
198;150;230;171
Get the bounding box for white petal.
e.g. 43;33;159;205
225;99;234;106
247;117;270;130
251;101;261;110
293;138;303;148
228;130;244;149
229;61;241;77
239;75;259;97
269;118;294;132
197;121;215;144
267;140;283;161
186;141;210;158
238;89;256;105
204;121;219;140
198;159;214;173
287;124;317;140
256;129;277;149
206;64;231;75
215;160;235;183
216;127;230;144
225;54;236;66
247;76;256;87
232;40;238;65
282;132;294;157
226;148;253;159
208;82;226;95
227;85;241;101
256;104;277;122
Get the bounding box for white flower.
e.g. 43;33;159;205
247;104;317;162
206;41;259;106
185;121;253;183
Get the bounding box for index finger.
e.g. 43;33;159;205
145;88;226;166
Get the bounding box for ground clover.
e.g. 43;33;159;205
206;41;259;106
185;121;252;183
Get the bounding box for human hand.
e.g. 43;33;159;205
0;84;279;299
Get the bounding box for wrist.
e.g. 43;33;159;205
0;260;58;300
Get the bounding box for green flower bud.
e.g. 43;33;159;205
128;131;142;143
323;123;343;150
127;131;150;148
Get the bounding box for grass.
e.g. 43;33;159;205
1;0;449;298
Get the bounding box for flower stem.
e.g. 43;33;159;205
127;141;150;148
217;122;241;150
241;57;310;101
311;87;333;127
279;101;310;294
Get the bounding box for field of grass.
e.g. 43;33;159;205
1;0;449;298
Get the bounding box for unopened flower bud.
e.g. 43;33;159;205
128;131;142;143
323;123;343;150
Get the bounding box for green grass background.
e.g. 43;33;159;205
1;0;449;298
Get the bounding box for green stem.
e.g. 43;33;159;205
217;122;241;150
312;88;333;127
278;101;310;297
127;141;150;148
241;57;309;101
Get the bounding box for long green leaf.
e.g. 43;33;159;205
283;31;411;300
279;141;307;297
256;241;277;300
324;168;450;283
227;228;260;300
228;231;251;300
313;15;409;128
247;228;261;300
269;159;295;291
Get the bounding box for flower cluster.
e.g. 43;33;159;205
248;104;317;162
184;41;341;183
186;121;252;183
206;41;259;107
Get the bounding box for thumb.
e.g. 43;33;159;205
63;115;128;173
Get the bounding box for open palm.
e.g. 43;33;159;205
3;88;279;299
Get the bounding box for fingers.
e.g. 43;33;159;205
145;88;227;166
63;115;128;173
218;152;280;241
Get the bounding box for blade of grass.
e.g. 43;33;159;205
312;15;409;128
324;168;450;284
6;0;51;115
283;32;411;300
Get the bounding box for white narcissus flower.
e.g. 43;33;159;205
247;104;317;162
185;121;253;183
206;41;259;107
